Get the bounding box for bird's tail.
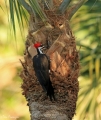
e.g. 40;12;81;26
47;80;55;101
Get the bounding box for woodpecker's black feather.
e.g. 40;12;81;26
32;46;55;101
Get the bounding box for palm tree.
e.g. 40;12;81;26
7;0;87;119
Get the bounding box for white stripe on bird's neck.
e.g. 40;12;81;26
37;47;43;54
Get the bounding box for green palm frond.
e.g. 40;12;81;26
6;0;87;35
95;57;100;79
72;0;101;120
0;4;4;11
7;0;49;35
17;0;33;13
9;0;16;34
28;0;48;22
57;0;71;14
8;0;28;35
68;0;88;20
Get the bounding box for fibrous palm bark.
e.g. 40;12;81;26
19;0;86;120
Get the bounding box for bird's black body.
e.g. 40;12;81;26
32;46;55;101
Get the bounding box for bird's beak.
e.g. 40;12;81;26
40;45;46;50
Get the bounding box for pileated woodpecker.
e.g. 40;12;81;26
32;42;55;101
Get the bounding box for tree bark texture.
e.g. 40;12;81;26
20;7;79;120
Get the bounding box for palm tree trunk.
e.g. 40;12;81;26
20;17;79;120
19;0;86;119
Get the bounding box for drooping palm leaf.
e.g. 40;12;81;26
9;0;16;34
57;0;71;14
68;0;88;20
17;0;33;13
71;0;101;120
8;0;29;36
7;0;48;36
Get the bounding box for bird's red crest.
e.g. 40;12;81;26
34;42;41;48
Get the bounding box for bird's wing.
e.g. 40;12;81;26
35;70;50;90
33;55;55;100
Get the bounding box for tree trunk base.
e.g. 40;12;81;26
29;102;69;120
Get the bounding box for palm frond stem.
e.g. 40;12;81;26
29;0;48;22
57;0;71;14
68;0;88;20
17;0;33;14
43;0;54;10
